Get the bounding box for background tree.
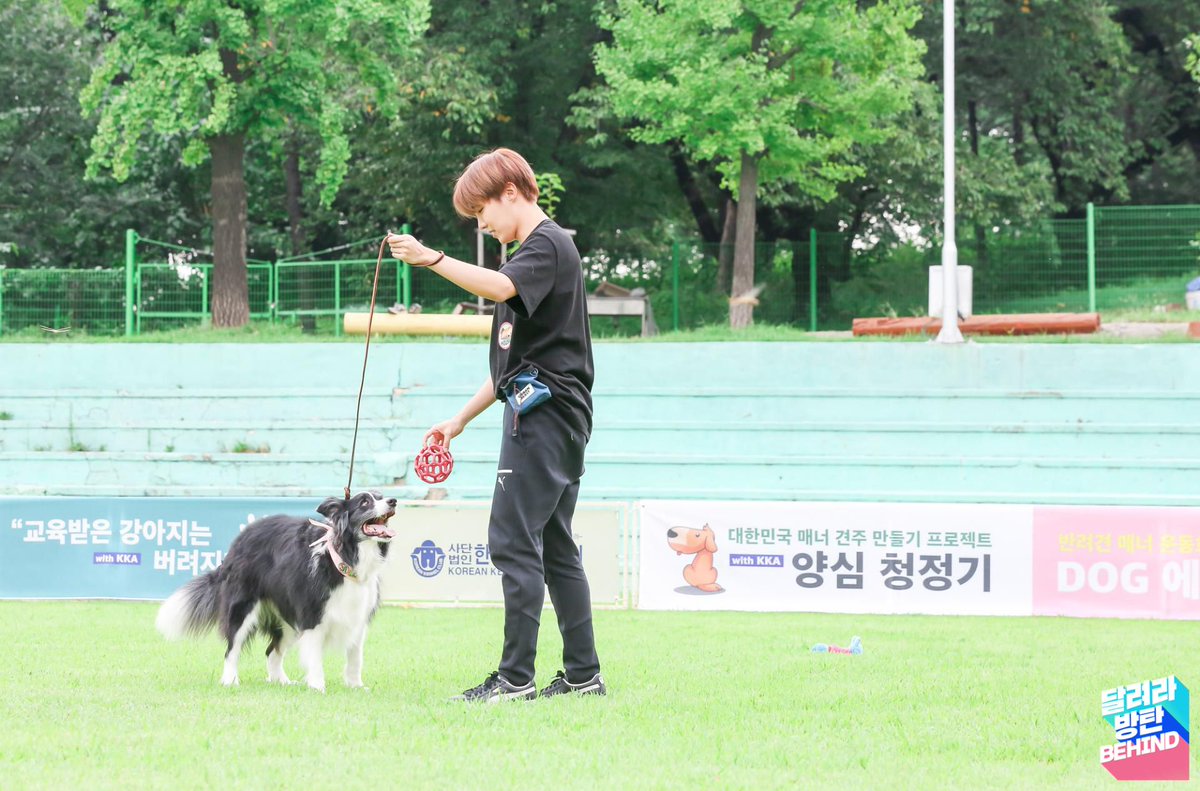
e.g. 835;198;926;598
343;0;690;282
594;0;926;327
0;0;208;269
80;0;430;325
1112;2;1200;205
8;1;1200;334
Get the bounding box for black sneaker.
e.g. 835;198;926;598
451;671;536;702
538;671;606;698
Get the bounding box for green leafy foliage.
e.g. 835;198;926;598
595;0;926;202
535;172;565;219
81;0;431;209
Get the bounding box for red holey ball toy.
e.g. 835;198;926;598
414;440;454;484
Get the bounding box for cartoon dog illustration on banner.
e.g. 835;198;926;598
667;524;724;594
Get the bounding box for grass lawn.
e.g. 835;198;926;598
0;602;1194;790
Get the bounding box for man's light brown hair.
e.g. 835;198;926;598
452;148;540;218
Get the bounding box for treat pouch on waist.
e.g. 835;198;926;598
505;368;552;415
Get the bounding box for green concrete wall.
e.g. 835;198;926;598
1;342;1197;505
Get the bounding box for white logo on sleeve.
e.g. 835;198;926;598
498;321;513;349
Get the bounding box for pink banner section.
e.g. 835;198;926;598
1033;507;1200;620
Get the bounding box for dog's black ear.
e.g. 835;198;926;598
316;497;344;520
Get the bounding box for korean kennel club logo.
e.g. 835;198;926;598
1100;675;1189;781
411;540;445;578
410;540;503;579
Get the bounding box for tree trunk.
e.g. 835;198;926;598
284;136;316;333
967;100;989;271
790;238;808;327
716;196;736;295
210;132;249;327
1012;101;1026;166
285;142;305;256
730;152;757;329
669;144;721;243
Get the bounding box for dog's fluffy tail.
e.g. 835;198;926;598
155;571;221;641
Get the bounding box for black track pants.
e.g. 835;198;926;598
489;402;600;686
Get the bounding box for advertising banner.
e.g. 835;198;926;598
2;496;295;600
381;502;624;605
1;498;625;606
1032;506;1200;620
637;500;1033;615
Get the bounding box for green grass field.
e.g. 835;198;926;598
0;602;1195;790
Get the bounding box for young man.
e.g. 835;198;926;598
386;148;604;701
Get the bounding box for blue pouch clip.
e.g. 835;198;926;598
505;368;552;415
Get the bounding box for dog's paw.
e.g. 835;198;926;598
220;674;240;687
306;680;326;694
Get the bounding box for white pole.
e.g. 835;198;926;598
936;0;963;344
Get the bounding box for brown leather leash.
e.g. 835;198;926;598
345;236;389;500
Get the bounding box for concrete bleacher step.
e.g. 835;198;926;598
5;342;1200;505
4;417;1200;459
4;482;442;499
585;420;1200;458
397;386;1200;424
5;449;1200;504
0;451;407;489
0;419;408;454
0;390;397;423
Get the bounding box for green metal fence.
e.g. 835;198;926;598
1;208;1198;336
273;251;474;335
669;203;1200;330
669;239;813;331
964;218;1090;313
0;267;126;335
275;258;402;336
1093;205;1200;311
135;262;274;332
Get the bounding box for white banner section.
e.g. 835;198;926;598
382;501;624;606
637;500;1032;615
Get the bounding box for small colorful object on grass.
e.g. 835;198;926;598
414;434;454;484
811;635;863;655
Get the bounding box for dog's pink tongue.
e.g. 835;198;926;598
376;525;396;539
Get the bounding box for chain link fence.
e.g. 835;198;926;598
136;262;273;332
0;268;125;335
1;207;1198;336
671;205;1199;330
1093;205;1200;312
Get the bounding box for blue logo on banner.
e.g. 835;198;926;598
411;540;445;578
94;552;141;566
729;553;784;568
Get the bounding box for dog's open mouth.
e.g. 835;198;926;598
362;511;396;540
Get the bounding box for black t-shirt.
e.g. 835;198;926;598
489;219;594;437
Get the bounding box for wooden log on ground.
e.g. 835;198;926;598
852;313;1101;337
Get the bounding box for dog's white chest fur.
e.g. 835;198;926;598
320;544;386;649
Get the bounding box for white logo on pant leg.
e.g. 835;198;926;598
497;468;512;491
498;322;513;350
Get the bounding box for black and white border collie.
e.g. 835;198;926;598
155;491;397;692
